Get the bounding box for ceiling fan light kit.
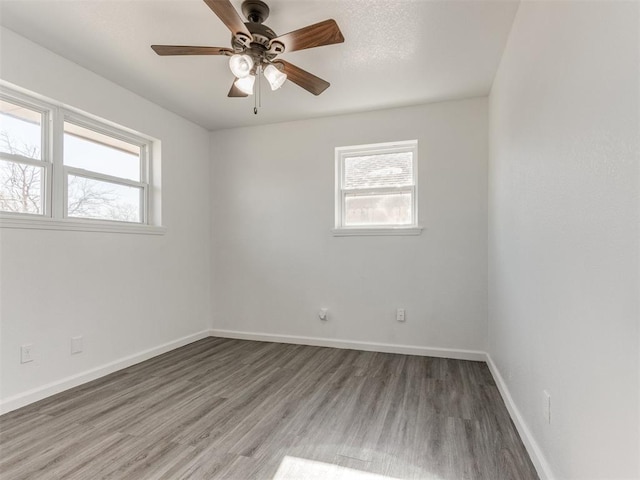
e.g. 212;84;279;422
151;0;344;111
228;53;254;78
263;64;287;91
234;75;256;95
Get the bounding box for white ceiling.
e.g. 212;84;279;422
0;0;519;131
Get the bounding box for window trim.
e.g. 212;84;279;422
0;84;162;234
334;140;423;236
0;214;166;235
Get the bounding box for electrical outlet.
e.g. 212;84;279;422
71;336;83;354
20;344;34;364
543;390;551;424
396;308;406;322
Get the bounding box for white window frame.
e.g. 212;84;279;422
0;91;53;218
0;84;163;235
334;140;422;236
62;114;150;224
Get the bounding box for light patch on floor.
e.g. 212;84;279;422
273;456;442;480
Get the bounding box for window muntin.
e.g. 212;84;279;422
336;140;418;230
0;86;154;227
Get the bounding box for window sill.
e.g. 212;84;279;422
332;226;424;237
0;215;166;235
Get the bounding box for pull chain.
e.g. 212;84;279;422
253;65;262;115
253;66;259;115
259;67;262;109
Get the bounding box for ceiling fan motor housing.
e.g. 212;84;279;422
232;1;285;68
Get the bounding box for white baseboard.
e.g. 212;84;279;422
0;327;552;480
485;354;555;480
0;330;210;415
1;329;482;415
208;329;486;361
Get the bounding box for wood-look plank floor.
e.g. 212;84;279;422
0;338;539;480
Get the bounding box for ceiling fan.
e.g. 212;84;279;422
151;0;344;98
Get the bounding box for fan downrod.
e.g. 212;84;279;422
241;0;270;24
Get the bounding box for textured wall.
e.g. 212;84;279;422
0;28;212;404
488;2;640;478
211;98;488;353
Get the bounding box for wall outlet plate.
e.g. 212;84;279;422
71;336;83;354
20;344;34;363
543;390;551;424
396;308;406;322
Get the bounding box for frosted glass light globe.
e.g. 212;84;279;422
229;54;254;78
264;64;287;91
234;75;255;95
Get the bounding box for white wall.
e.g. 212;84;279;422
0;28;211;409
210;98;488;353
488;2;639;479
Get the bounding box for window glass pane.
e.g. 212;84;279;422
64;122;140;181
0;100;42;160
344;151;413;189
0;159;43;214
345;192;412;226
67;174;141;223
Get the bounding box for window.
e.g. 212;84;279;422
334;140;421;235
63;118;147;223
0;86;160;233
0;97;49;215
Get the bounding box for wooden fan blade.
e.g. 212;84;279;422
228;79;249;97
151;45;232;56
203;0;251;37
274;60;330;96
270;19;344;54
